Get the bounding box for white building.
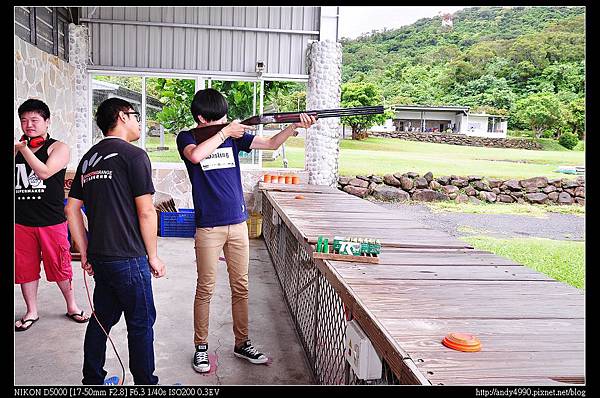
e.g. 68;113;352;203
390;105;508;138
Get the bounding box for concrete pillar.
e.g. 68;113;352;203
305;40;342;187
68;23;90;167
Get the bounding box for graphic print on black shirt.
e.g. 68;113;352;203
15;137;67;227
69;137;155;259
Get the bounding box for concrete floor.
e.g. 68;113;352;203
14;237;314;385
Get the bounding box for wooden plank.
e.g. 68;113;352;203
374;250;519;266
302;230;459;241
344;279;582;294
313;251;379;264
298;224;448;233
281;207;394;213
345;280;584;319
379;318;585;335
368;305;583;320
392;334;584;353
335;265;555;282
384;318;585;353
308;236;472;249
431;375;585;386
292;221;431;229
415;351;583;379
383;319;585;357
263;191;308;243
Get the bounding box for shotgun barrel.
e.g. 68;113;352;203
244;105;385;124
191;105;384;144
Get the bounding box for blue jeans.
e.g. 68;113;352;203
82;256;159;385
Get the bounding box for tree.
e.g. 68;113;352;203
94;75;142;93
533;62;585;94
151;78;196;134
211;81;255;120
340;82;390;140
561;97;585;139
513;92;563;137
268;89;306;113
460;74;516;110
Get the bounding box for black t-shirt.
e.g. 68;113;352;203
68;137;155;259
15;137;67;227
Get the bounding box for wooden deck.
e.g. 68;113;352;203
260;182;585;386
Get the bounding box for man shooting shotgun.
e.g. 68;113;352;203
176;88;318;373
190;105;385;144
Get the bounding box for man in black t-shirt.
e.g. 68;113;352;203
66;98;166;385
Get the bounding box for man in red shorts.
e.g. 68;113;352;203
14;98;89;331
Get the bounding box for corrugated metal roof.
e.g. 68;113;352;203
81;7;321;78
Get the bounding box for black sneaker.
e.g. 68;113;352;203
192;344;210;373
233;340;268;364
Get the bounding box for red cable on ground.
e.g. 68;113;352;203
83;267;126;386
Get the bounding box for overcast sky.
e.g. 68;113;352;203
338;6;470;39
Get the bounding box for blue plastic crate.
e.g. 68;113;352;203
159;208;196;238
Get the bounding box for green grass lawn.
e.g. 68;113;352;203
147;135;585;181
263;137;584;179
145;134;584;289
145;135;181;162
460;235;585;289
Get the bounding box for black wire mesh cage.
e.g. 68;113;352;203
262;191;402;385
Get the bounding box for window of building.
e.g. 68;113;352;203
90;73;312;169
91;75;143;145
14;7;74;61
144;77;196;163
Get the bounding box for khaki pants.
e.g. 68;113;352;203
193;221;249;347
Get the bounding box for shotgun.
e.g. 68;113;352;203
190;105;384;144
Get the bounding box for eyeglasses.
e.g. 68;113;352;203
124;111;141;122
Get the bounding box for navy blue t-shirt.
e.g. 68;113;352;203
176;130;255;228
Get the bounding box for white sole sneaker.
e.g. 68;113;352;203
234;352;268;364
192;362;211;373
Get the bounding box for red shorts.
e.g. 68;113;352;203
14;221;73;284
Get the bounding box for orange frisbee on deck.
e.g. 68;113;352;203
295;195;305;199
442;333;482;352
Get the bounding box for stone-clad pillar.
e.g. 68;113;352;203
305;40;342;187
68;23;89;166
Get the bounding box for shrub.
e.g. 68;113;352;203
541;129;556;139
558;132;579;150
507;129;534;138
573;140;585;151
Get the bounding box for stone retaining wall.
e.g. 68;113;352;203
338;172;585;206
369;131;542;150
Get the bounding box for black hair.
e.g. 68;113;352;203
95;97;136;135
190;88;228;124
18;99;51;120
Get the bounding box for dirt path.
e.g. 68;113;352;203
374;201;585;241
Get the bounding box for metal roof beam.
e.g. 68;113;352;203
80;17;320;36
88;66;309;82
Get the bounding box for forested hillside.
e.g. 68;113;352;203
341;6;585;136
